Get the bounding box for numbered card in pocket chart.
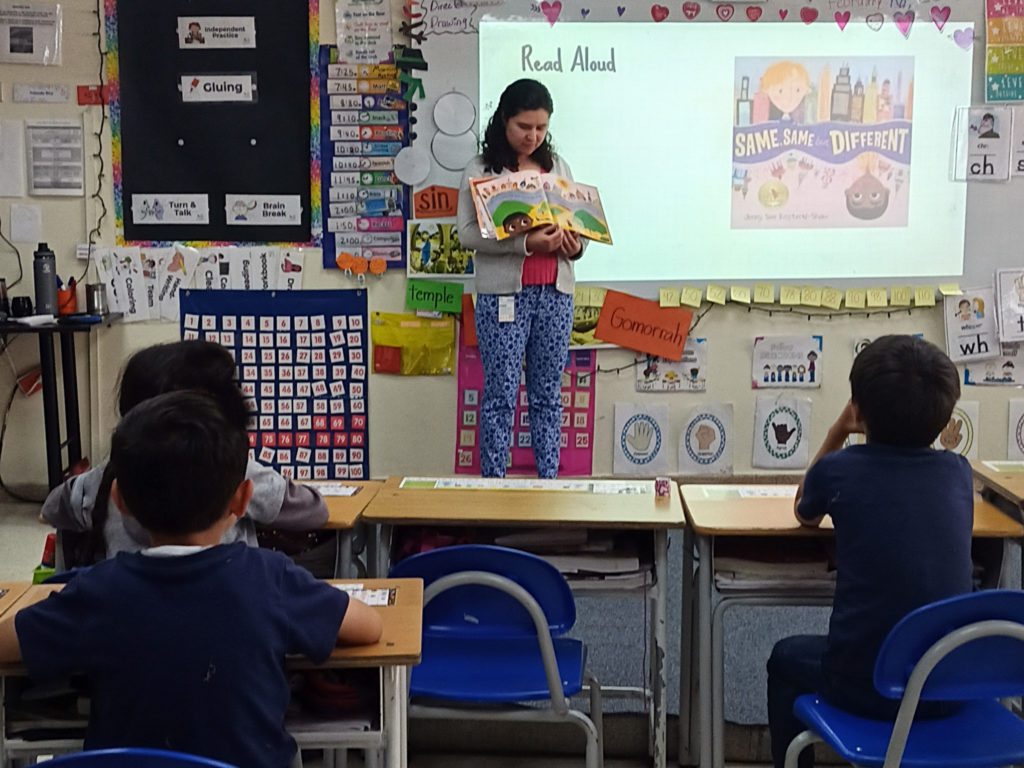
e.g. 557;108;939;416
753;396;812;469
931;401;979;459
613;403;670;476
678;403;733;476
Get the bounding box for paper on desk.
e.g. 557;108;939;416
688;485;798;500
314;483;360;496
333;584;395;606
983;460;1024;472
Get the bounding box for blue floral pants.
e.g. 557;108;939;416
475;285;573;478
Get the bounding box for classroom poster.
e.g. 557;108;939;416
407;218;474;278
752;395;811;469
180;289;370;481
997;269;1024;342
752;335;823;388
1008;400;1024;459
732;57;912;229
951;106;1012;181
986;0;1024;102
678;403;733;476
931;400;979;459
154;243;200;322
944;287;1000;363
635;338;707;392
613;403;670;476
454;340;596;476
964;342;1024;385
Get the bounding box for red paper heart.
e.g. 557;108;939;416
681;2;700;19
746;6;762;21
651;3;670;20
930;5;950;30
800;6;818;23
894;9;914;37
715;3;734;20
540;0;562;24
778;8;788;19
834;10;850;29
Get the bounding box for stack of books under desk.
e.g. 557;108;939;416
712;536;836;593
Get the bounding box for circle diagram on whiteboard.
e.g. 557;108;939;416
433;92;476;136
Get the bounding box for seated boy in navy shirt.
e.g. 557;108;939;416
767;334;973;768
0;391;383;768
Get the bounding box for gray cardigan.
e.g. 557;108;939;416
457;154;585;296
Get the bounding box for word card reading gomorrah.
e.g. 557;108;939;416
180;289;369;481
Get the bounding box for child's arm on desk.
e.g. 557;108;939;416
0;585;62;663
337;596;384;646
794;400;865;527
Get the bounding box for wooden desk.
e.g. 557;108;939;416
314;480;384;577
363;475;684;768
0;578;422;768
971;460;1024;508
677;483;1024;768
0;585;30;623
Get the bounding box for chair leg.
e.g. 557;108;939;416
784;730;822;768
290;749;304;768
566;710;602;768
585;670;604;768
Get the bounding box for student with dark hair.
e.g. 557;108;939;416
767;335;972;768
1;391;382;768
40;340;327;564
456;78;585;478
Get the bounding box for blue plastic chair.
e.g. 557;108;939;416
785;590;1024;768
388;544;603;768
33;748;239;767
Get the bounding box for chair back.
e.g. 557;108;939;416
388;544;576;637
874;589;1024;701
35;748;239;767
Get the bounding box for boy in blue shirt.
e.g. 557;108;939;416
767;334;973;768
0;391;383;768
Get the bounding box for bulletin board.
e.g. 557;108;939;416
180;290;369;481
109;0;318;245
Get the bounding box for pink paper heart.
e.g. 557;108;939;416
865;12;883;29
778;8;788;18
953;27;973;48
651;3;669;20
800;6;818;23
716;3;734;20
930;5;950;30
894;10;914;37
834;10;850;29
681;2;700;19
617;4;626;14
540;0;562;25
746;6;762;20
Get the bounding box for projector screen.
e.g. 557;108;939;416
478;21;972;283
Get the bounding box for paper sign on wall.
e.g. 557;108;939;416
614;403;670;476
931;400;979;459
132;194;210;225
595;290;692;360
753;395;811;469
0;2;61;65
225;194;302;226
752;335;823;389
1008;400;1024;460
635;338;707;392
944;287;999;363
177;16;256;49
965;341;1024;385
155;243;200;322
678;403;733;476
406;278;462;314
997;269;1024;342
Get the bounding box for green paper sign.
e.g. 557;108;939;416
406;278;463;314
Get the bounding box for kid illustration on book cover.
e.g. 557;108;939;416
731;56;913;230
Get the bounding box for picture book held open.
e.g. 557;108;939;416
470;171;612;244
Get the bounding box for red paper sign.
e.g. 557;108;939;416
594;290;692;361
413;185;459;218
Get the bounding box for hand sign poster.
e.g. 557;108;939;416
931;401;978;459
753;395;811;469
678;403;733;476
614;403;670;476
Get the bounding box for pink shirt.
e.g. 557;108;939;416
521;252;558;285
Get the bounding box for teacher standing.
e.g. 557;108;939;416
457;79;585;478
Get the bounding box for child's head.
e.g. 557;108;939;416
110;391;249;536
118;340;248;430
849;335;959;448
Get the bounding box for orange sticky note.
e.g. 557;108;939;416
595;290;693;361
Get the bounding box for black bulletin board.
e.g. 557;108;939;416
116;0;313;244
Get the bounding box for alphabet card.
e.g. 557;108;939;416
931;400;979;459
996;268;1024;342
964;342;1024;385
753;395;811;469
678;403;733;476
752;335;823;388
944;287;999;363
635;338;707;392
1008;400;1024;459
613;403;670;476
951;106;1012;181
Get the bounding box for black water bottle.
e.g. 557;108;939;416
33;242;57;315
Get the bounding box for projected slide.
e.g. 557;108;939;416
478;22;972;283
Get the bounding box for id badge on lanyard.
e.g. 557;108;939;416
498;295;515;323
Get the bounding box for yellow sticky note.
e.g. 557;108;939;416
706;284;727;305
866;287;888;308
801;286;822;307
914;286;936;307
780;285;801;305
680;285;703;308
574;287;589;306
659;287;681;307
591;287;607;306
846;288;866;309
821;287;843;310
730;285;751;304
753;282;775;303
939;283;963;296
889;286;911;306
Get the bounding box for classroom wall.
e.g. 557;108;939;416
0;0;1020;492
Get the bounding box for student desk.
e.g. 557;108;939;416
971;459;1024;510
0;578;422;768
677;483;1024;768
361;475;686;768
314;480;383;578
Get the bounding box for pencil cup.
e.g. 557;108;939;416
57;287;77;315
86;283;108;315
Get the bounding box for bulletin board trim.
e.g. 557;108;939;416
105;0;323;248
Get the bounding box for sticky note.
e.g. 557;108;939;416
730;285;751;304
779;285;801;305
914;286;936;307
574;287;589;306
939;283;962;296
706;284;727;305
591;287;607;305
659;287;681;307
890;286;911;307
866;287;888;308
680;285;703;308
845;288;866;309
753;283;775;303
801;286;822;307
821;287;843;310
